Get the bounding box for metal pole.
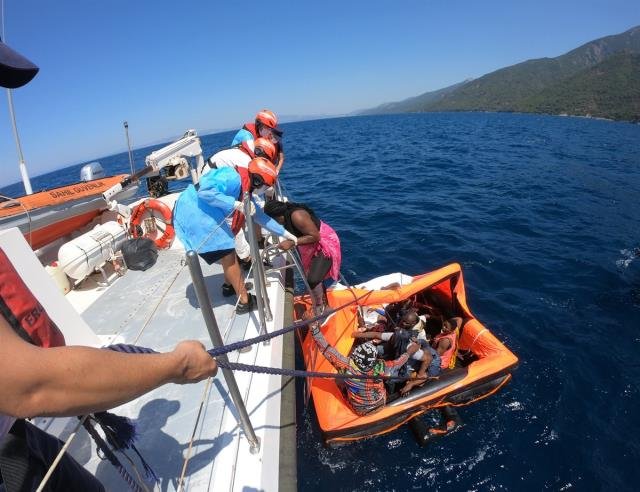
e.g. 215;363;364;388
243;193;272;325
124;121;135;174
6;89;32;195
185;250;260;453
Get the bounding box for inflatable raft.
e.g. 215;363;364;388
296;263;518;446
0;175;129;249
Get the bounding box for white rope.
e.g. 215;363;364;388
469;328;488;351
177;376;213;491
35;415;88;492
0;193;34;247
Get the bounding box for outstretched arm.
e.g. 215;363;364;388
0;316;217;418
351;331;385;340
277;209;321;251
310;323;350;371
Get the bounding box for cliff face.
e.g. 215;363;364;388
360;26;640;122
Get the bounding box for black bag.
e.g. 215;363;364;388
121;238;158;271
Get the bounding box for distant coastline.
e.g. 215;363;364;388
358;26;640;124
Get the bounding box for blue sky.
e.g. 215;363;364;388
0;0;638;187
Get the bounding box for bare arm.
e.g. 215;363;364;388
0;316;217;418
351;331;384;340
275;151;285;174
277;208;321;250
435;337;452;356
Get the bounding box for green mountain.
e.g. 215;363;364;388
517;52;640;121
358;80;470;115
360;25;640;122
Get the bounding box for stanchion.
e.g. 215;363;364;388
185;250;260;453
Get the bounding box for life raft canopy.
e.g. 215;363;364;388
298;262;519;445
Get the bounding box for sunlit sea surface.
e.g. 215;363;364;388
3;113;640;490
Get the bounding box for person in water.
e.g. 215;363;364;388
310;323;419;415
263;200;342;314
232;109;285;173
173;158;297;313
199;137;278;277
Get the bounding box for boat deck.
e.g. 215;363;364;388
32;246;289;491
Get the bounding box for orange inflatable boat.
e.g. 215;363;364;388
296;263;518;446
0;175;129;249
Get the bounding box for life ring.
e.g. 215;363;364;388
129;198;175;249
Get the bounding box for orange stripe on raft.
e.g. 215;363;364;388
0;175;127;218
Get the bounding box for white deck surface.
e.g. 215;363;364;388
32;244;288;491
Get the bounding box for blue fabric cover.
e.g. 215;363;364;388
173;167;285;253
231;128;253;147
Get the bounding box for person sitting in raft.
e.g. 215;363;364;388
263;200;342;315
355;311;427;348
199;137;278;276
354;311;440;393
432;317;462;370
310;323;419;415
398;317;461;395
173;157;297;314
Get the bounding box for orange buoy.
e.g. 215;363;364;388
129;199;175;249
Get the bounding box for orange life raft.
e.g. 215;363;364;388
296;263;518;446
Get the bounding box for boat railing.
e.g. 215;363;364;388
185;249;261;454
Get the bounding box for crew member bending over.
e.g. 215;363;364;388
264;200;341;315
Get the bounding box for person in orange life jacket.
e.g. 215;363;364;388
433;317;462;368
231;109;285;173
199;138;278;279
0;249;217;491
311;323;419;415
173;158;297;314
200;137;277;176
263;200;342;315
399;317;461;395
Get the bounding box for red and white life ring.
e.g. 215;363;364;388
129;199;175;249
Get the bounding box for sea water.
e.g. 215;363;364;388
2;112;639;490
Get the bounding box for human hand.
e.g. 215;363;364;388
170;341;217;384
278;240;296;251
282;231;298;245
400;381;414;395
406;342;419;356
233;200;255;215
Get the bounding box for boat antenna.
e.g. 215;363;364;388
124;121;135;174
1;0;32;194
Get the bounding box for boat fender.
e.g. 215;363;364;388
408;407;462;447
129;199;175;249
58;221;128;280
45;261;71;295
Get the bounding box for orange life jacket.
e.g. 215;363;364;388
230;167;251;235
433;330;457;369
242;122;258;139
0;248;65;347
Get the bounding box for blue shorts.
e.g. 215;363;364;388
199;249;234;265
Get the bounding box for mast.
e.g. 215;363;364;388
6;87;32;194
124;121;135;174
1;1;38;195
